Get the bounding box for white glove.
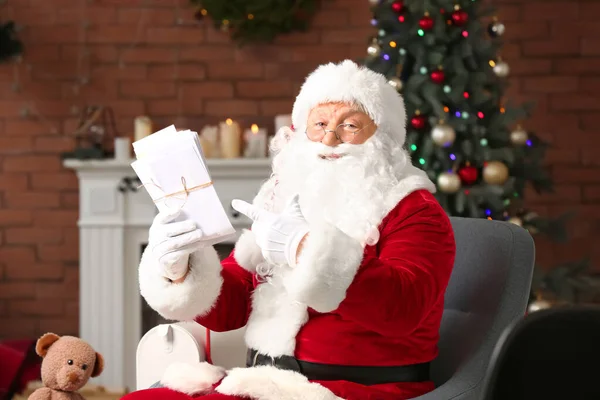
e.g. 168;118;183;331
231;195;309;267
148;209;205;281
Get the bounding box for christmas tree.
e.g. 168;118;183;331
362;0;600;306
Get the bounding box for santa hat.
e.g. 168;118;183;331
291;60;406;143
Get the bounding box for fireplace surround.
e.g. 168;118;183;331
64;158;272;391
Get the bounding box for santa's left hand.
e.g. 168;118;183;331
231;195;309;267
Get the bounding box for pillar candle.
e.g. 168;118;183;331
134;116;153;142
114;137;131;161
200;125;219;158
220;118;242;159
244;124;268;158
274;114;293;133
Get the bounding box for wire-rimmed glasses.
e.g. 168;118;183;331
305;121;374;143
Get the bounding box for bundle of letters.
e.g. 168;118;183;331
131;125;236;246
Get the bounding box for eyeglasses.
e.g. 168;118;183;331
305;121;374;143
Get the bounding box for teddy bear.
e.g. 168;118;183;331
27;333;104;400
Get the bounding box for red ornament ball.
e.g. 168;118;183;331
391;0;404;13
419;15;434;30
430;70;445;84
451;9;469;26
458;164;478;185
410;115;427;130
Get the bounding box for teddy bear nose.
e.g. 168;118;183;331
68;372;79;383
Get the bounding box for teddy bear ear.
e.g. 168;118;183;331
91;352;104;377
35;333;61;358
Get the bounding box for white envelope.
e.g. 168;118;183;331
131;126;235;246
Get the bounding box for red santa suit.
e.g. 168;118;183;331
126;60;456;400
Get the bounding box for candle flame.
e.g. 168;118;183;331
251;124;259;134
226;118;233;125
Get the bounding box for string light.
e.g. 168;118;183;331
248;14;254;20
526;139;532;146
419;158;426;165
200;9;208;16
371;19;378;26
462;31;469;37
480;138;488;146
477;111;485;118
463;92;470;98
383;54;390;60
389;41;397;48
443;85;451;93
487;216;493;220
443;106;450;112
399;48;407;55
485;209;492;216
418;29;425;36
500;107;506;113
504;199;511;206
379;29;386;36
489;60;496;67
462;111;470;119
455;111;461;117
398;15;405;22
410;144;417;151
450;153;456;160
464;190;470;195
420;66;428;74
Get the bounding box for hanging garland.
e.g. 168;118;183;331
190;0;322;45
0;20;23;63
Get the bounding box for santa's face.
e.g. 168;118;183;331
305;102;377;151
271;102;407;243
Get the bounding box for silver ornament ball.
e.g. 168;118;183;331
493;61;510;77
367;42;381;57
437;172;461;194
507;217;523;227
510;126;529;145
492;22;505;36
388;77;403;91
431;123;456;147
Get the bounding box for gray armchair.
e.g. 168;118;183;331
413;217;535;399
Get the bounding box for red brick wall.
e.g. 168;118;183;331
0;0;598;339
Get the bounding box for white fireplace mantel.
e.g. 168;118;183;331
64;158;272;391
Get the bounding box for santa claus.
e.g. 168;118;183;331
124;60;456;400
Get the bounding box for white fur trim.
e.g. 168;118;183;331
216;366;343;400
244;272;308;357
284;223;364;313
139;245;223;321
161;362;226;395
233;229;264;273
292;60;406;141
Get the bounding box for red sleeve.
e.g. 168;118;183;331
336;191;456;336
194;251;254;332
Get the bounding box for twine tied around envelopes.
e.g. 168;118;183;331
138;176;213;210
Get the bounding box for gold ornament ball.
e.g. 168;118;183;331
493;61;510;77
510;126;529;145
507;217;523;226
388;77;403;91
528;298;552;313
437;172;462;194
367;42;381;57
431;123;456;147
483;161;509;185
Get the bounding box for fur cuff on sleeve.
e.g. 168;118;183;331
139;245;223;321
233;229;264;273
283;223;364;313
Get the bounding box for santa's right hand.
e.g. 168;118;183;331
148;209;205;281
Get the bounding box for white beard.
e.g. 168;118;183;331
261;130;433;245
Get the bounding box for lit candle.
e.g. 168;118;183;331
200;125;219;158
220;118;242;158
134;116;153;142
244;123;268;158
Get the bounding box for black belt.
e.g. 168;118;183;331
246;349;430;386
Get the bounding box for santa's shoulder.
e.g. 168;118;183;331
381;189;451;231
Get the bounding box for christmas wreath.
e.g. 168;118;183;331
190;0;322;45
0;20;23;63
